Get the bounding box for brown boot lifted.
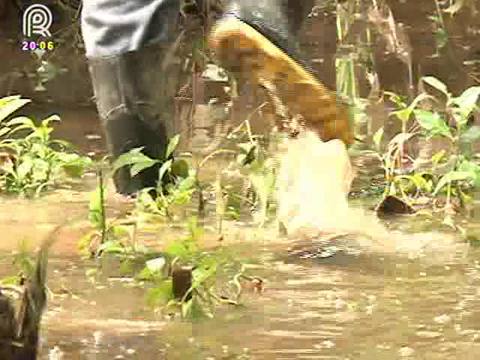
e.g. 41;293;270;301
209;1;353;144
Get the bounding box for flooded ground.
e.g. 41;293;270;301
1;237;478;360
1;181;480;359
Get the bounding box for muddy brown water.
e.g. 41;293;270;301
1;184;480;359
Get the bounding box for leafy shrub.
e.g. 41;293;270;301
0;96;91;197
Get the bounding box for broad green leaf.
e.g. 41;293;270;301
6;116;35;129
130;160;158;178
112;147;143;170
0;96;31;122
422;76;449;97
31;159;49;182
16;157;33;179
414;110;452;138
192;263;217;290
41;114;61;127
137;266;154;281
166;134;180;159
236;153;246;166
451;86;480;119
0;275;20;285
457;160;480;187
237;142;255;154
166;241;188;259
171;188;195;206
29;124;54;142
434;171;476;195
112;147;159;175
177;175;196;193
400;174;432;192
158;159;173;182
111;225;130;238
390;108;410;123
61;155;92;178
458;160;480;173
0;126;11;137
97;240;125;255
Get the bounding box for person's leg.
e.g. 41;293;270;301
82;0;181;195
88;46;180;195
209;0;353;144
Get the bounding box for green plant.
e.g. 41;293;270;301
224;119;281;226
82;171;142;263
413;77;480;203
374;130;421;198
113;135;197;220
0;96;91;197
228;128;277;226
371;92;433;197
140;217;260;319
375;77;480;226
103;129;268;317
0;239;35;286
115;124;279;228
79;166;144;259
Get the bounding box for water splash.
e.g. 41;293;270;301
275;131;463;261
276;131;354;236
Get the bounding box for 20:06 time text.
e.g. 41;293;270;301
21;40;55;51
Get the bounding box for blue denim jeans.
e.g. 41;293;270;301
81;0;180;58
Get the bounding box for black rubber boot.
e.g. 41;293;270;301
209;0;353;144
225;0;314;64
88;44;180;195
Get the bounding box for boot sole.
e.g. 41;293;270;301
209;17;353;144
